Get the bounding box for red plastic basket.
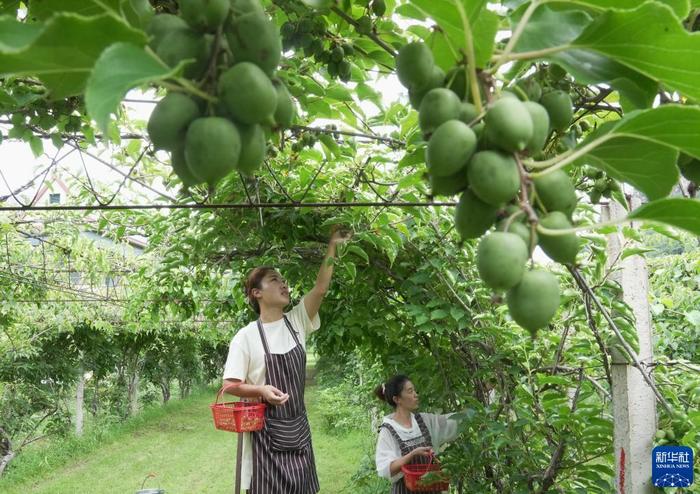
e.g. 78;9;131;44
210;384;266;433
401;455;450;492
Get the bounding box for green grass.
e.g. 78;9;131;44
0;385;372;494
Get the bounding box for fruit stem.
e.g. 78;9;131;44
490;0;543;73
526;133;616;176
535;217;623;236
491;45;570;64
502;209;524;232
453;0;483;114
169;78;217;103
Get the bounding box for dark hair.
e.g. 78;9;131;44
244;266;276;314
374;375;410;408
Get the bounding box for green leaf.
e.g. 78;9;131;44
572;2;700;103
86;42;179;133
28;135;44;157
0;17;43;51
28;0;122;21
345;245;370;264
572;105;700;199
628;198;700;236
0;14;146;99
575;134;677;200
514;7;657;109
409;0;497;67
569;0;690;20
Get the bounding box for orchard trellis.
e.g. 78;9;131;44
2;0;700;492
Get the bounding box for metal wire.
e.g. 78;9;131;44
0;200;456;212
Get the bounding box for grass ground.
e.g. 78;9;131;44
0;363;374;493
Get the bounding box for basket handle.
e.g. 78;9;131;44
216;381;242;404
141;472;158;489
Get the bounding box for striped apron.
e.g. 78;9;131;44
380;414;445;494
249;316;319;494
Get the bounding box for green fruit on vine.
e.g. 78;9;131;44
408;65;445;110
230;0;264;15
218;62;277;125
506;270;560;333
226;11;282;75
170;143;200;187
339;60;352;81
331;46;344;63
523;101;550;153
372;0;386;16
467;150;520;206
540;90;573;132
593;177;608;193
477;232;529;290
589;189;602;204
547;64;567;82
516;78;542;102
655;429;667;440
273;80;295;128
396;42;434;91
429;167;469;197
471;121;485;140
179;0;230;32
458;102;478;125
184;117;241;185
327;60;339;78
426;120;477;177
147;93;201;151
356;15;373;35
235;123;266;176
538;211;580;264
533;169;577;217
156;28;210;78
342;43;355;57
485;97;534;152
454;189;499;239
497;219;536;251
418;88;461;135
147;14;189;48
445;66;469;101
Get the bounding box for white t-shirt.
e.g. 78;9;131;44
222;298;320;490
375;412;458;484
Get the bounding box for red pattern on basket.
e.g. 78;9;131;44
210;385;266;433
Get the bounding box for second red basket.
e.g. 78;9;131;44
210;384;266;433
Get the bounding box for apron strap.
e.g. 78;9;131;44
256;316;302;358
283;316;302;346
379;422;405;448
256;319;272;357
414;413;434;447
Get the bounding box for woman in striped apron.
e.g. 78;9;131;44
223;227;352;493
375;375;459;493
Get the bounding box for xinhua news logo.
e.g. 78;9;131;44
652;446;694;488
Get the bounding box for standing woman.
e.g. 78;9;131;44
375;375;459;493
223;228;351;494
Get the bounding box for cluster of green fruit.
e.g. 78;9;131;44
396;42;581;335
290;130;318;153
279;16;352;81
655;409;693;446
145;0;296;188
582;166;622;204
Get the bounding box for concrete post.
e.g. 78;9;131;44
602;195;657;494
